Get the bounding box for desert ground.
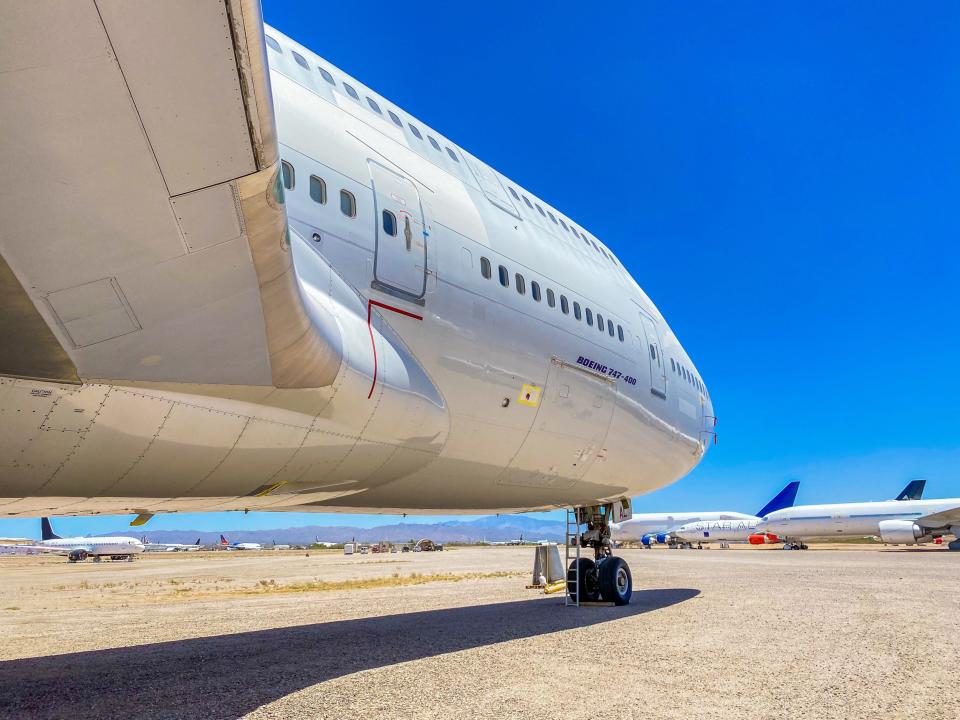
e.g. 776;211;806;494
0;545;957;720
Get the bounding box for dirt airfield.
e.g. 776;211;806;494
0;544;957;720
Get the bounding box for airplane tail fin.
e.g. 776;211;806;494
220;534;229;545
756;481;800;517
195;538;201;545
40;517;61;541
895;479;925;501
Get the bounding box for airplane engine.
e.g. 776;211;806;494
654;533;669;544
877;520;927;545
641;534;656;547
68;549;89;562
748;533;780;545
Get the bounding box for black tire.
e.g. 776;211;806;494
598;556;632;605
566;557;600;603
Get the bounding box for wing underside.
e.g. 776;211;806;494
0;0;338;389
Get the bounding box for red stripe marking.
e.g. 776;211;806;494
367;299;424;399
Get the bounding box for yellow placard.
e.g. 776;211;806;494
517;384;542;407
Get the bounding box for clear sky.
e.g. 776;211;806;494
3;2;958;539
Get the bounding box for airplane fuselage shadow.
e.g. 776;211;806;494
0;588;698;720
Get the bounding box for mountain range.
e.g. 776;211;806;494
100;514;567;545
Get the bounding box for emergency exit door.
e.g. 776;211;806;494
369;160;427;302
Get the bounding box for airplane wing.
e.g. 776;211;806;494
1;1;337;389
916;505;960;530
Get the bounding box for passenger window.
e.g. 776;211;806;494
498;265;509;287
597;313;604;332
617;325;624;342
343;83;360;101
409;124;423;139
319;67;335;85
548;211;558;224
309;175;326;203
340;189;356;217
531;281;541;302
671;358;676;372
509;187;520;200
388;110;402;126
480;256;492;279
586;308;593;326
559;218;568;231
650;345;656;360
428;136;441;151
281;160;294;190
292;51;309;69
536;204;546;217
607;320;614;336
515;273;526;294
573;302;582;320
265;35;282;53
560;295;569;314
546;289;555;308
523;196;533;209
382;209;397;236
366;97;382;114
446;147;460;162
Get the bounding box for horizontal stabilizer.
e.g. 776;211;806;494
756;481;800;517
895;479;925;501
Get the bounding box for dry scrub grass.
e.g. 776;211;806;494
169;570;525;600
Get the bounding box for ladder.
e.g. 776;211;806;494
565;508;581;607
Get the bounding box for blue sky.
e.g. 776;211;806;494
3;2;958;539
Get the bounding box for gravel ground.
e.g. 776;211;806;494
0;545;956;720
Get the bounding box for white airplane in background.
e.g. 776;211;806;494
141;536;202;552
0;518;143;562
0;4;718;605
757;485;960;551
612;482;800;548
220;535;263;551
675;479;927;548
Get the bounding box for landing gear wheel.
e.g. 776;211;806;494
567;557;600;603
597;556;632;605
800;543;809;550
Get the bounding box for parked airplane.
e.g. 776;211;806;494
0;5;716;604
220;535;263;551
757;488;960;551
675;480;926;548
674;518;779;548
141;536;202;552
0;518;143;562
613;482;800;548
490;534;529;546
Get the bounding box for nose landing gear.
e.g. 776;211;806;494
565;504;633;606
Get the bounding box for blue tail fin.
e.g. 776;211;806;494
40;517;61;541
756;481;800;517
895;479;925;501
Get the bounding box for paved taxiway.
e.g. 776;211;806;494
1;546;956;720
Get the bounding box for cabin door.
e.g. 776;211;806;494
639;315;667;398
369;160;427;303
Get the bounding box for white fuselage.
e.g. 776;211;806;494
229;543;263;551
758;499;960;539
614;511;756;541
0;18;712;518
674;518;762;543
39;536;144;557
